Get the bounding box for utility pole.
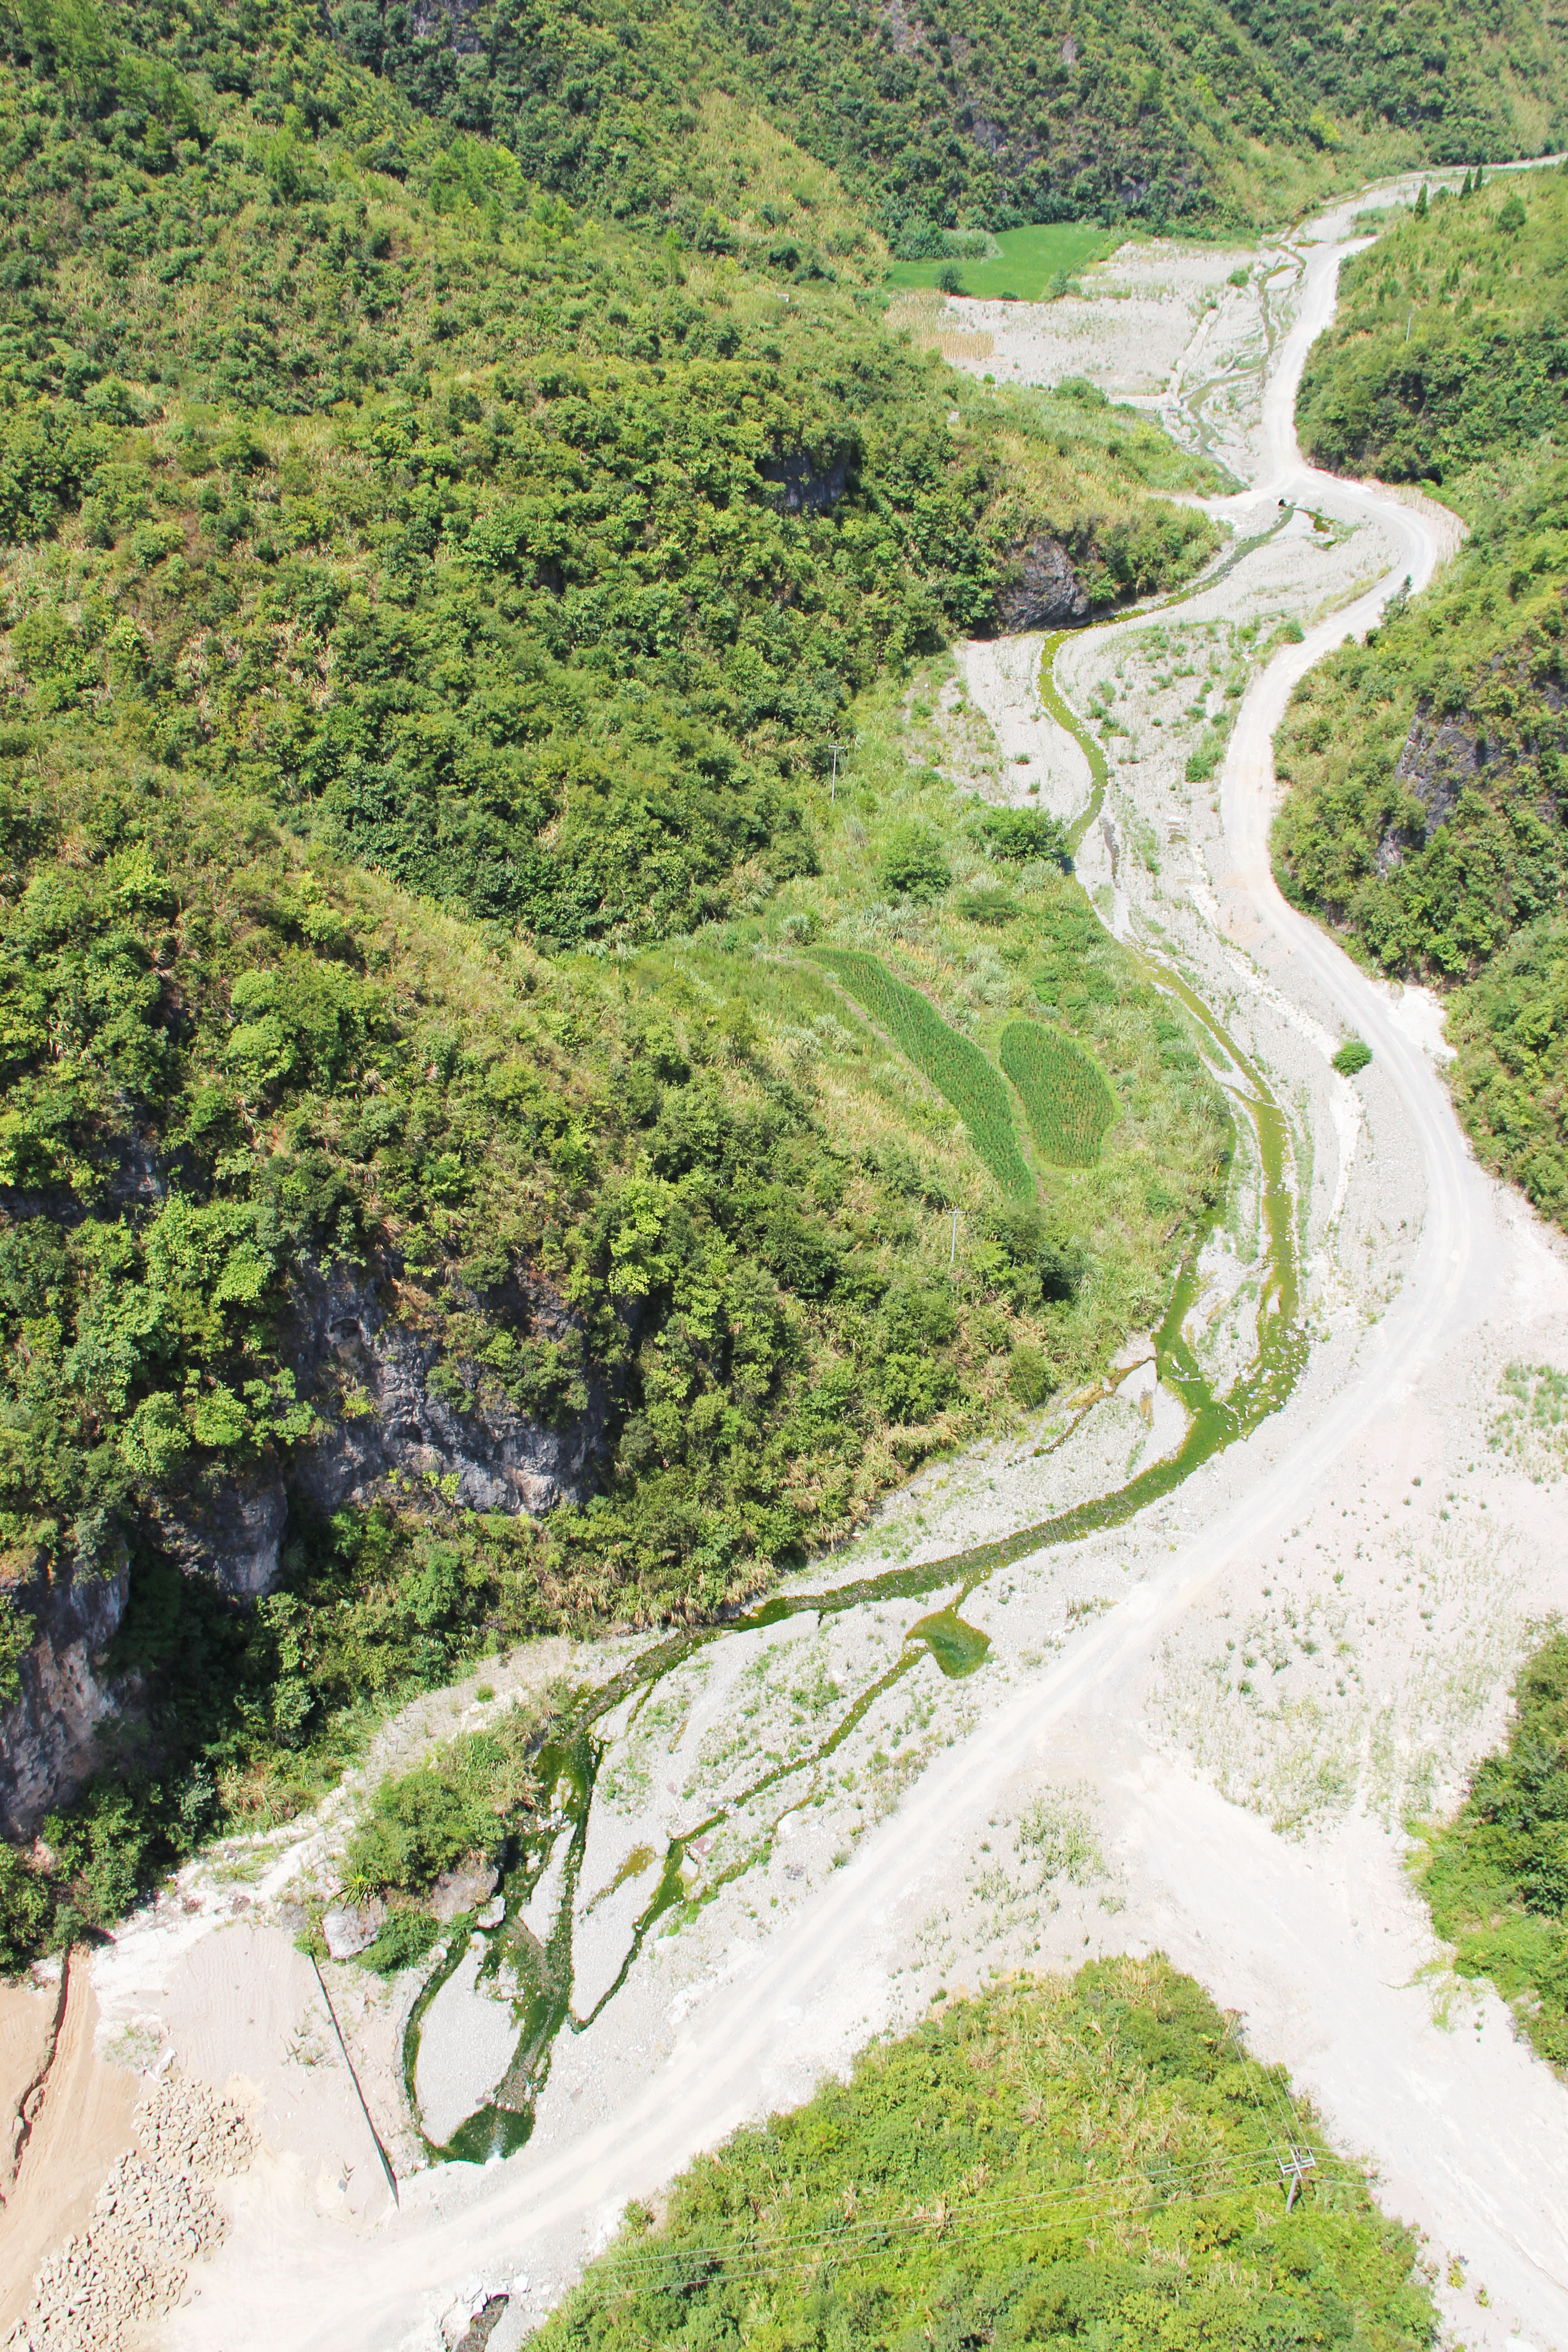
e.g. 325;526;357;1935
829;742;848;803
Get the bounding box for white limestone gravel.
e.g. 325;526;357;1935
4;2068;250;2352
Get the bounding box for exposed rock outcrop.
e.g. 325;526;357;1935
759;448;852;513
151;1472;289;1604
285;1260;609;1522
0;1555;133;1838
0;1257;612;1831
323;1900;386;1960
994;534;1092;631
430;1859;500;1922
1377;700;1488;870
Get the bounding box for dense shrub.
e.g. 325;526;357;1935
969;804;1073;868
1417;1632;1568;2069
878;822;953;901
536;1959;1439;2352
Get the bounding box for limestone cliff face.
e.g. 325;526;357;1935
994;535;1093;631
0;1257;612;1832
1376;700;1487;871
0;1551;133;1837
284;1261;609;1525
1375;677;1565;873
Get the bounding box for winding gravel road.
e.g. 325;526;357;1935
170;191;1568;2352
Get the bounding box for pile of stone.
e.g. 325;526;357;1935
5;2068;253;2352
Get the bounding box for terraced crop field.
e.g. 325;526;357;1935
1000;1019;1116;1166
814;950;1033;1198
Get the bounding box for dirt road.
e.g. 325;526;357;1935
137;183;1568;2352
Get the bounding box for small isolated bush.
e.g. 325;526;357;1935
358;1905;443;1976
1008;1342;1053;1407
1185;723;1230;783
343;1758;504;1899
968;804;1072;868
956;881;1019;927
935;263;966;295
878;821;951;900
1333;1037;1373;1075
987;1199;1082;1312
1276;615;1305;643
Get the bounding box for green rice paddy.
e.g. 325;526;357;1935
814;948;1033;1198
1000;1019;1116;1165
886;221;1122;301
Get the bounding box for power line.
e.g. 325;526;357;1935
598;2136;1349;2288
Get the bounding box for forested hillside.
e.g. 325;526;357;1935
0;0;1235;1960
333;0;1568;243
1298;165;1568;482
1278;167;1568;1227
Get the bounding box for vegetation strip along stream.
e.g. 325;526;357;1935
404;549;1312;2161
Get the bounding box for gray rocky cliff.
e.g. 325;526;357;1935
0;1257;612;1832
0;1553;133;1837
1377;701;1488;871
285;1260;610;1521
759;448;852;514
994;535;1092;631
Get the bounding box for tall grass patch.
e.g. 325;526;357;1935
1001;1018;1115;1165
815;949;1032;1198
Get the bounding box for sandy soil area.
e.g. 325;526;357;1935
0;1956;140;2332
13;165;1568;2352
0;1976;56;2205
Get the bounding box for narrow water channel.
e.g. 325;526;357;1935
406;505;1316;2166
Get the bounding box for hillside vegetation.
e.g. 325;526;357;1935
1416;1629;1568;2071
0;0;1235;1961
1298;166;1568;483
334;0;1568;244
537;1960;1438;2352
1277;168;1568;1226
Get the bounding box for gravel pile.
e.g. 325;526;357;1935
5;2068;253;2352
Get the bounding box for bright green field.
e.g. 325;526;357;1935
887;221;1122;300
1001;1019;1116;1166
